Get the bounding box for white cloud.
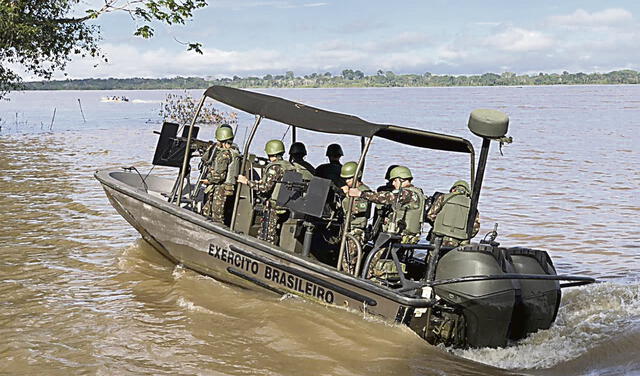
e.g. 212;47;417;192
32;13;637;82
549;8;633;27
474;22;500;27
51;44;293;79
484;27;554;52
212;1;328;10
315;32;432;55
302;2;328;7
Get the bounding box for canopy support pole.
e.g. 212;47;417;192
469;148;476;189
230;115;262;231
292;126;297;144
337;136;373;272
176;96;206;207
467;138;490;239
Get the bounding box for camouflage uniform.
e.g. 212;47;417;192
362;188;423;242
341;183;371;274
247;158;293;244
426;191;480;247
361;187;424;279
202;145;237;223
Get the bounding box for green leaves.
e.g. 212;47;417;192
187;42;203;54
0;0;208;99
134;25;155;39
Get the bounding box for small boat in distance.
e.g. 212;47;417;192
101;95;130;103
95;86;595;349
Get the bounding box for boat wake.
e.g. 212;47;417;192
176;296;216;314
131;99;162;104
452;281;640;371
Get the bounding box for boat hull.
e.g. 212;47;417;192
96;169;431;324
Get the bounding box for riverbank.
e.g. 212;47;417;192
22;69;640;91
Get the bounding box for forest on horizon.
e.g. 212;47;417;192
22;69;640;91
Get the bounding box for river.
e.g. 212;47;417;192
1;86;638;375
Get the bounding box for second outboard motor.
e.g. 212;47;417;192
506;247;561;340
433;244;519;348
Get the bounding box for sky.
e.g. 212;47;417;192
52;0;640;79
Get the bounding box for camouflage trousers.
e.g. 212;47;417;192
258;207;286;245
203;185;231;223
442;236;469;248
341;228;365;275
366;232;417;280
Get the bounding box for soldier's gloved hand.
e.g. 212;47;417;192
200;179;209;184
341;185;349;194
348;188;362;197
237;175;248;185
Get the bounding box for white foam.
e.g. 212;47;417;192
453;282;640;370
176;296;215;314
171;264;186;279
279;293;303;302
131;99;162;104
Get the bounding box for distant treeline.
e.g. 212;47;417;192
23;69;640;90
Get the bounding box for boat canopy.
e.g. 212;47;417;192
204;86;473;153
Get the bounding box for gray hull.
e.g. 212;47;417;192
95;169;431;324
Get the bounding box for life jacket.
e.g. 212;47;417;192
432;190;471;240
342;184;371;230
386;186;425;236
224;147;241;185
269;159;297;202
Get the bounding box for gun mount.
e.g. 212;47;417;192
276;170;332;218
152;122;203;168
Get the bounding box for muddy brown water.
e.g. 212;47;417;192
1;86;639;375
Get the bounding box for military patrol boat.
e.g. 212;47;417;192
95;86;595;348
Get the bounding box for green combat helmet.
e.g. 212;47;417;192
215;125;234;142
289;142;307;156
389;166;413;180
265;139;285;156
340;161;362;178
326;143;344;157
451;180;471;194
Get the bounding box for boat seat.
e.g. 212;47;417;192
279;218;305;254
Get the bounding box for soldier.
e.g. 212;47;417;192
316;143;345;188
371;164;398;235
426;180;480;247
201;125;240;224
288;142;315;179
237;139;295;245
339;162;371;274
350;166;425;244
376;165;399;193
349;166;425;279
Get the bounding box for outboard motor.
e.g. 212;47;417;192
432;244;519;348
506;247;561;340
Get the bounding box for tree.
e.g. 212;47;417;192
0;0;207;98
341;69;355;80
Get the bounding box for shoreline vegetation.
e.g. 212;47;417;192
22;69;640;91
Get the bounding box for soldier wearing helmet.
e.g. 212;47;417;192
349;165;425;280
201;124;240;224
316;143;345;187
426;180;480;247
371;164;399;233
339;161;371;274
237;139;296;244
349;165;425;244
288;142;316;179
